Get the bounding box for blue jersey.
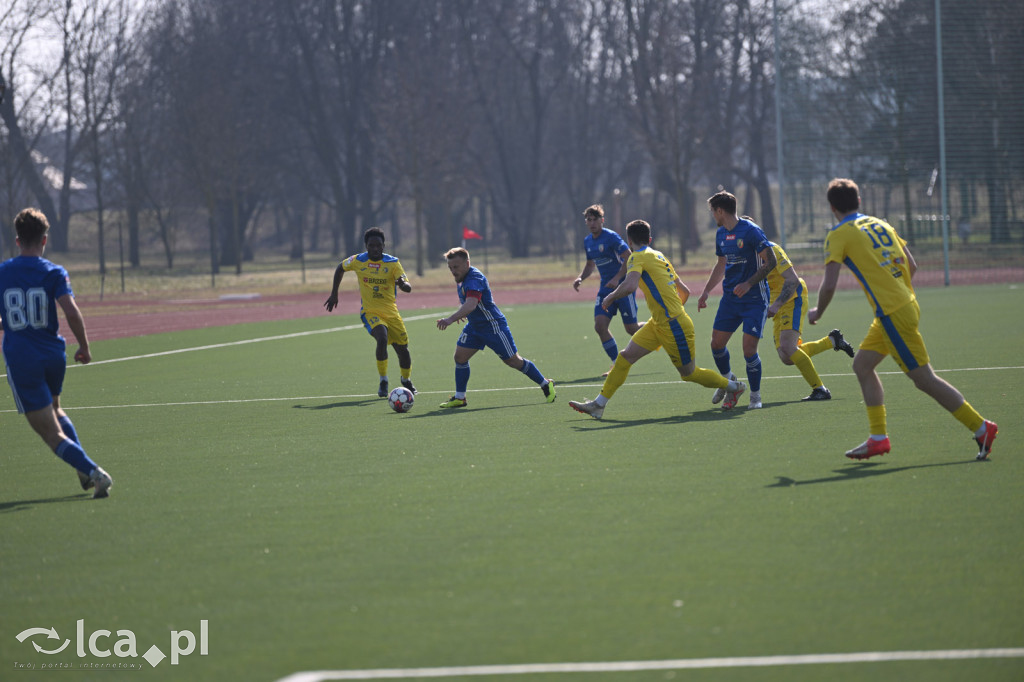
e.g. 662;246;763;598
458;266;507;332
584;228;631;288
0;255;72;363
715;218;771;304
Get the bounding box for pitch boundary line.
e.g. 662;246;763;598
1;364;1020;414
1;368;1022;414
273;648;1024;681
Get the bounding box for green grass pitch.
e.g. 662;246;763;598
1;284;1022;681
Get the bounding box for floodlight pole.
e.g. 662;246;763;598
773;0;786;248
936;0;950;285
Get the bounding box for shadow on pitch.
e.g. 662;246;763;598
556;370;661;386
0;493;90;514
293;397;381;410
767;458;985;488
407;402;542;419
568;407;746;431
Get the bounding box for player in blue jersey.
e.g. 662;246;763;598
573;205;641;374
0;208;112;498
436;247;555;408
697;191;775;410
325;227;416;398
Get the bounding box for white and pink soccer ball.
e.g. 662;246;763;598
388;386;414;413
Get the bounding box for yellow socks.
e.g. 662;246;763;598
789;348;823;389
599;355;632;400
683;366;731;389
951;401;984;433
866;404;887;436
801;336;833;357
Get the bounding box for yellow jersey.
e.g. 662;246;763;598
341;252;407;316
823;213;914;317
764;242;798;304
626;246;685;324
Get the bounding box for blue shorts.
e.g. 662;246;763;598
457;321;519;360
714;295;768;339
594;286;639;324
4;351;65;414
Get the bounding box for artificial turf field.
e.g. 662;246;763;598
1;284;1022;682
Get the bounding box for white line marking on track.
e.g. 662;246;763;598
273;648;1024;681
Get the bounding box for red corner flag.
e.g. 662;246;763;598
462;226;483;240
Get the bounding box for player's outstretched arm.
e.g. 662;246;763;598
438;297;479;331
573;260;596;291
808;262;841;324
602;271;640;310
324;264;346;312
698;257;726;310
58;294;91;364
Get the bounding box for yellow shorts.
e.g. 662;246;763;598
771;279;808;347
361;310;409;346
631;314;696;369
861;299;929;372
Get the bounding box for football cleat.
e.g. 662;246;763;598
748;391;763;409
378;379;389;398
802;387;832;401
829;329;855;358
542;380;556;403
975;420;998;460
711;372;735;404
89;467;113;499
569;400;604;420
439;396;467;409
401;378;418;395
721;381;746;410
845;437;891;460
77;470;94;491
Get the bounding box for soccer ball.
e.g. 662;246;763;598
388;386;414;413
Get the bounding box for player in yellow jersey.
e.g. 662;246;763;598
569;219;746;419
324;227;417;398
763;240;855;401
808;178;997;460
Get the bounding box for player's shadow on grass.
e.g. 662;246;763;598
558;370;663;386
767;458;983;488
569;408;746;431
0;494;90;513
410;403;542;418
293;397;381;410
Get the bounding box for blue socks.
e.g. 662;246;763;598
519;359;546;385
455;362;470;395
713;347;731;376
602;338;618;362
745;353;762;392
55;439;97;477
58;415;80;444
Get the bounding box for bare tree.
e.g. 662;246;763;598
456;0;585;257
275;0;395;258
0;0;62;252
618;0;733;262
76;0;133;275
